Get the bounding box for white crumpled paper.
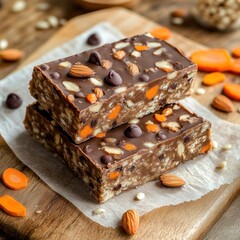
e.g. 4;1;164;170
0;22;240;228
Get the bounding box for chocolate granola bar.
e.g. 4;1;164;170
24;102;211;203
29;33;197;144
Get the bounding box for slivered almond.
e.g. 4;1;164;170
69;64;94;78
160;174;186;187
102;146;123;155
62;81;80;92
155;61;173;72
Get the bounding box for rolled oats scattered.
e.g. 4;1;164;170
92;208;105;215
47;15;59;28
216;161;226;169
195;88;206;95
0;39;8;50
35;210;42;214
221;144;232;150
36;20;50;30
212;140;219;149
135;192;145;200
12;0;26;12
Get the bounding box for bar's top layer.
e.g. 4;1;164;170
34;33;196;110
31;102;204;169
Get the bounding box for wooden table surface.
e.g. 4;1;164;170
0;0;239;239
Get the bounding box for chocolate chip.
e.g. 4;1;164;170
115;166;123;172
183;135;191;143
104;70;123;86
50;72;60;79
170;83;177;89
171;62;183;70
159;98;167;107
113;184;122;191
83;145;92;154
156;132;167;141
6;93;22;109
79;155;87;162
129;165;135;172
39;64;49;71
139;74;149;82
117;140;125;147
97;177;102;184
124;124;142;138
89;182;94;188
88;51;101;66
74;92;85;98
91;119;98;128
101;155;113;164
112;121;117;128
159;154;165;160
183;73;188;79
86;33;101;46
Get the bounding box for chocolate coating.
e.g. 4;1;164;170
124;124;142;138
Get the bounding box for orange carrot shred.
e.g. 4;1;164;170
154;114;167;123
2;168;28;190
145;85;159;100
190;49;232;72
108;105;121;120
79;125;93;139
109;172;120;180
229;58;240;74
134;45;148;51
146;124;160;133
202;72;226;86
199;141;212;154
223;83;240;101
150;27;171;40
86;93;97;104
0;195;26;217
96;132;106;138
232;47;240;58
123;143;137;151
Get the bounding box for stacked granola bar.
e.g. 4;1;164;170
24;33;212;203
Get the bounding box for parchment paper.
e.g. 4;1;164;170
0;22;239;228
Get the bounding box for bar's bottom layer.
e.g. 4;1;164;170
24;103;212;203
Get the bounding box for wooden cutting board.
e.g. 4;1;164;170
0;8;239;240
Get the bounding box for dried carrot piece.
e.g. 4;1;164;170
145;85;159;100
108;104;121;120
86;93;97;104
223;83;240;101
2;168;28;190
96;132;106;138
134;45;148;51
190;49;232;72
109;172;120;180
229;59;240;74
154;114;167;123
146;124;160;133
79;125;93;138
199;141;212;154
202;72;226;86
0;195;26;217
123;143;137;151
150;27;171;40
232;47;240;58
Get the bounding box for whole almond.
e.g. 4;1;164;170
127;62;139;76
69;64;94;78
121;209;139;235
212;95;234;113
0;49;24;62
160;174;186;188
